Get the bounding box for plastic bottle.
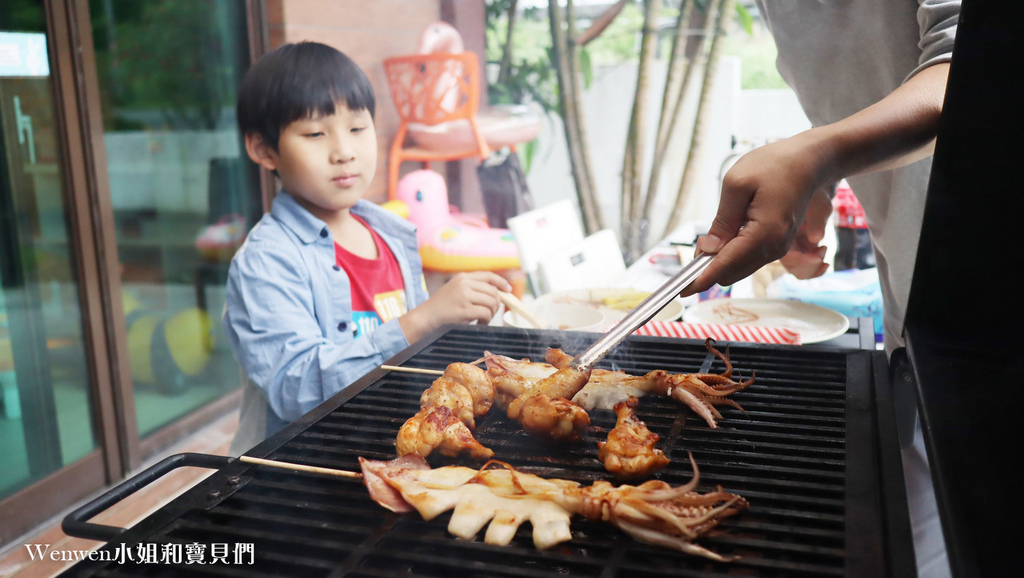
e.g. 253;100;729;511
832;181;876;270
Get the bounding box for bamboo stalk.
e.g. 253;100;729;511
667;0;736;234
645;0;711;243
575;0;628;46
621;0;663;258
238;456;363;479
549;0;603;234
497;0;519;86
642;0;696;250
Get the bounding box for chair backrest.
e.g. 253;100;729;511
506;199;585;295
383;52;481;126
537;229;626;293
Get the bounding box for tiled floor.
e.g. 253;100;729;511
0;410;239;578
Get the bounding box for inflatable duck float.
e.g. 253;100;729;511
387;169;520;273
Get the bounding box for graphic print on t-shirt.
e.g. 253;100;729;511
374;289;407;323
352;289;407;337
335;217;407;338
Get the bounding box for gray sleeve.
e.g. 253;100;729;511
907;0;961;80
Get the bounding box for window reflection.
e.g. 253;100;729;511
1;11;96;499
90;0;258;435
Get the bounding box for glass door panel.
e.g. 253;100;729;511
0;13;97;500
88;0;258;436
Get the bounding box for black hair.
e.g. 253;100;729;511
237;42;376;150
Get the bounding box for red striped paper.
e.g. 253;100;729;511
634;320;801;345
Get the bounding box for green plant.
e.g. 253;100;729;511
92;0;243;130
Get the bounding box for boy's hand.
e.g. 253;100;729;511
400;272;511;343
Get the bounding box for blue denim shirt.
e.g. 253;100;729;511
224;192;428;450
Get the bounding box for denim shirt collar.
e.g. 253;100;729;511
270;190;417;243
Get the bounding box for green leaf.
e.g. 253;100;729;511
522;138;538;175
735;4;753;36
579;46;593;89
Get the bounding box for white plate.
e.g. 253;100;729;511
533;288;684;326
683;298;850;344
503;303;607;332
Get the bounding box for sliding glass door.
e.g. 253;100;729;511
0;5;97;502
87;0;257;437
0;0;265;543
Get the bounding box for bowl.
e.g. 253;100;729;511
503;303;607;332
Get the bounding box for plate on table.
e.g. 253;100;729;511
683;298;850;344
534;288;684;326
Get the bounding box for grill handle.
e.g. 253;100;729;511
62;452;231;542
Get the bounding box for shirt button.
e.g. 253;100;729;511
320;228;329;238
332;264;341;271
337;321;347;332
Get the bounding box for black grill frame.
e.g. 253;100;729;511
60;325;912;577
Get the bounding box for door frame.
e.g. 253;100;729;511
0;0;267;547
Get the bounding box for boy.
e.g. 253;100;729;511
225;42;510;455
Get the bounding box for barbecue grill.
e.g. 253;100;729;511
56;2;1024;576
60;325;913;577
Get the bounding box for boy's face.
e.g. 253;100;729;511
246;102;377;219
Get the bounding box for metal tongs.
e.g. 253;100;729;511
571;252;715;372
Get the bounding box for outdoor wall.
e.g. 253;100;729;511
267;0;444;204
105;130;240;212
524;56;813;252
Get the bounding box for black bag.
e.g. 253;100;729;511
476;150;534;228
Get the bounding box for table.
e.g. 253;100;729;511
614;225;877;351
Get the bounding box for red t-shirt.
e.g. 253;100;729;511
335;216;407;337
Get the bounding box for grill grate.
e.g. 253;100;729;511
61;325;908;577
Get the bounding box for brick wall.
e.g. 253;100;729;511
266;0;441;203
266;0;491;206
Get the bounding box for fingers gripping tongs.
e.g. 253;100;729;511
571;253;715;372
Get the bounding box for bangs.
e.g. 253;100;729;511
279;46;376;124
237;42;376;149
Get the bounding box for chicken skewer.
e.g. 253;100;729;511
418;362;494;429
359;452;748;562
396;363;496;460
394;350;590;459
393;336;752;464
396;405;494;460
597;396;670;481
497;349;593;442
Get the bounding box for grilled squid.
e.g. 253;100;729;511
360;452;748;561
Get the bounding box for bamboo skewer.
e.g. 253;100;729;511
238;455;363;479
498;291;548;329
380;355;486;376
380;365;444;375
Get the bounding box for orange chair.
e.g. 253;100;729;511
383;52;491;200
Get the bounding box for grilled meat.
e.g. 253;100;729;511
505;349;592;442
597;396;670;480
360;452;748;561
396;406;494;461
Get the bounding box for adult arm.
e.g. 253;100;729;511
685;0;959;294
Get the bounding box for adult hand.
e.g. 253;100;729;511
779;187;833;279
400;271;510;342
683;129;837;296
682;62;949;296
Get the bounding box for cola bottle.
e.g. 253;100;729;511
832;181;875;270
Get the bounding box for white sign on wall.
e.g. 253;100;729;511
0;32;50;77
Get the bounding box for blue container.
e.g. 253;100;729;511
767;267;884;342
